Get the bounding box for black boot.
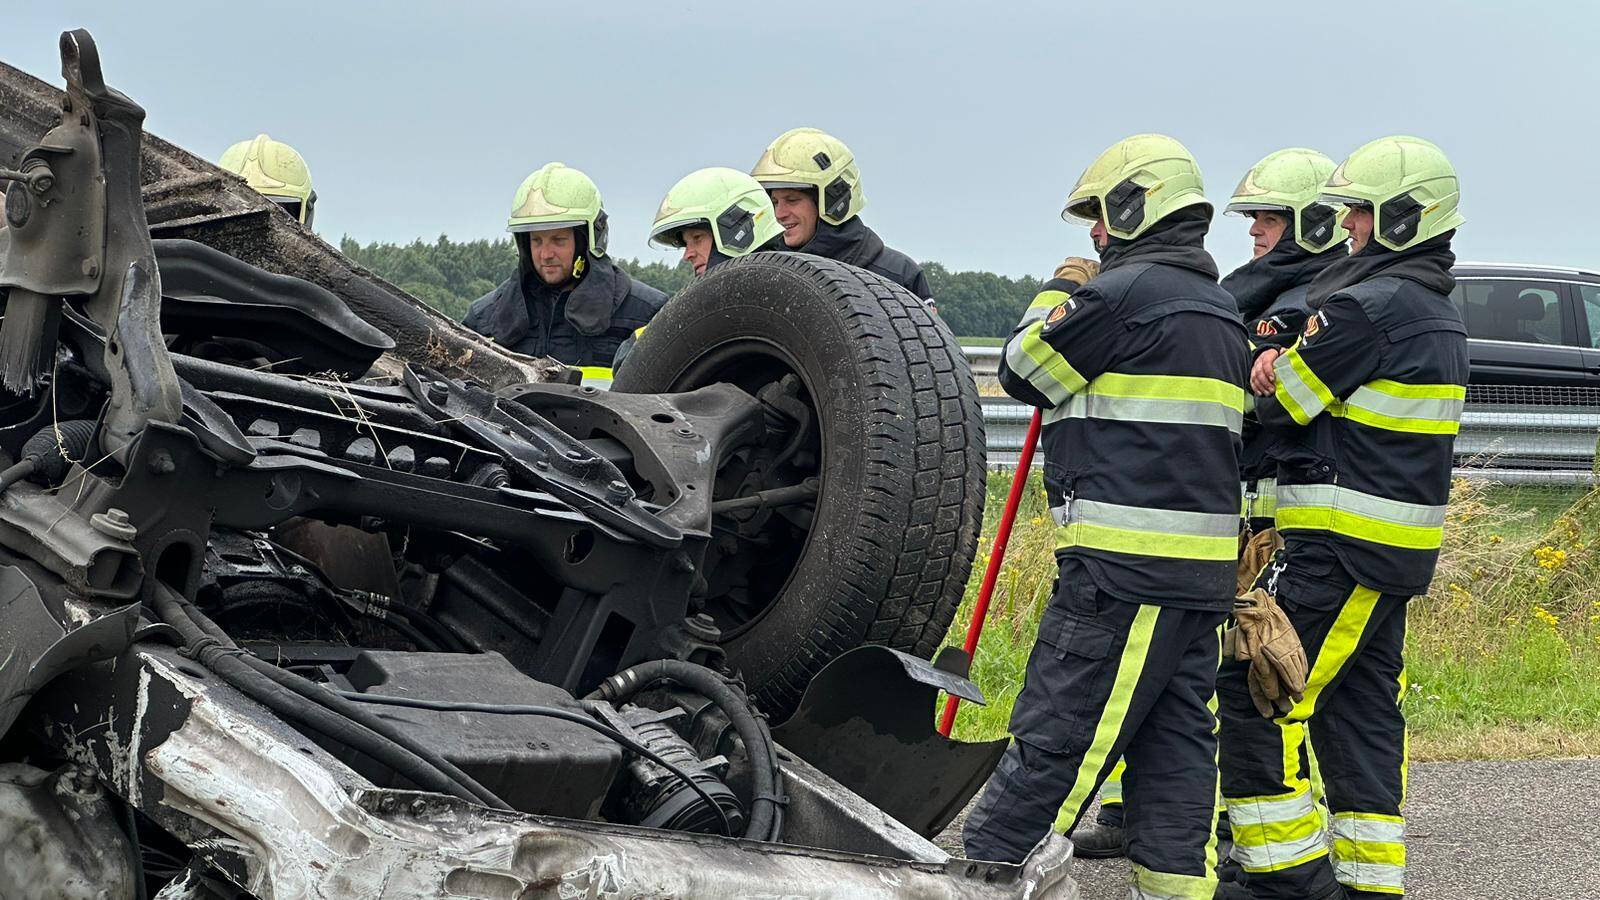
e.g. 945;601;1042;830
1069;819;1126;859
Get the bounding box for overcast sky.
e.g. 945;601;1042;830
5;1;1595;278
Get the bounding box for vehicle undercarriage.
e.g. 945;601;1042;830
0;29;1076;899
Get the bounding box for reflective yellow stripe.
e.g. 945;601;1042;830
578;366;614;389
1227;788;1328;873
1054;499;1239;561
1242;478;1278;520
1101;758;1125;805
1272;345;1335;425
1046;371;1246;432
1004;323;1088;406
1051;605;1158;834
1275;484;1446;551
1291;586;1380;718
1090;372;1245;410
1019;288;1074;326
1332;379;1465;435
1132;863;1217;899
1332;813;1406;893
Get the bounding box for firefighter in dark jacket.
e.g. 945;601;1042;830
963;134;1248;900
750;127;933;300
464;163;665;385
1219;136;1468;900
1070;147;1352;864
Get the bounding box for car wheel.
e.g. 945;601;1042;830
612;252;985;717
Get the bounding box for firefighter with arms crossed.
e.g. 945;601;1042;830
1220;136;1468;899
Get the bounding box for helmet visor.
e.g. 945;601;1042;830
1318;192;1371;210
1061;196;1101;225
1224;201;1292;218
508;218;586;235
758;180;815;193
648;217;710;250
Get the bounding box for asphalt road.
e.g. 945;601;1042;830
941;758;1600;899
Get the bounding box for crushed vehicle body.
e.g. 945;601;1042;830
0;30;1078;898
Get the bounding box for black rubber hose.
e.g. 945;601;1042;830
149;584;509;809
0;459;37;496
336;692;735;838
588;660;783;842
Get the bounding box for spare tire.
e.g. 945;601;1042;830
612;252;985;717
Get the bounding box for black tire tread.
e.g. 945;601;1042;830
614;252;985;715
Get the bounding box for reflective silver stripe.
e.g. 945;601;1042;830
1273;353;1327;420
1275;484;1446;528
1345;386;1464;423
1045;392;1244;432
1019;305;1052;327
1004;331;1081;406
1331;816;1405;844
1333;859;1405;891
1229;791;1316;826
1071;498;1240;539
1230;832;1328;871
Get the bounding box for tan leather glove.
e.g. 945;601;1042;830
1052;257;1099;287
1237;527;1284;596
1225;588;1309;718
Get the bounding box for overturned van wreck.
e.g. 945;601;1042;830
0;29;1077;898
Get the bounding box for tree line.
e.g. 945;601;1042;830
339;235;1042;338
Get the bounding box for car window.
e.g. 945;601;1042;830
1579;284;1600;348
1450;280;1565;345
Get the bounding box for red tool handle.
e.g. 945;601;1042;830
938;408;1042;737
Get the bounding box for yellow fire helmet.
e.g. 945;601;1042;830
1226;148;1349;252
650;167;783;258
750;127;865;226
506;162;608;256
1062;133;1209;240
219;134;316;226
1320;136;1464;250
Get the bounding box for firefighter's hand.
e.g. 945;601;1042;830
1052;257;1099;287
1251;349;1282;396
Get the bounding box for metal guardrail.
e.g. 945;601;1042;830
964;346;1600;484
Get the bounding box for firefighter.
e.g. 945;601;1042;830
1219;136;1468;899
750;127;933;299
1223;148;1351;537
962;134;1248;900
1066;147;1352;866
464;163;665;384
219;134;317;226
649;167;785;277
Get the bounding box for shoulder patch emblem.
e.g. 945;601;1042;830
1042;298;1079;332
1303;310;1329;339
1255;319;1278;336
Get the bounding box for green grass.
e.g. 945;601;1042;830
942;472;1600;760
958;335;1007;347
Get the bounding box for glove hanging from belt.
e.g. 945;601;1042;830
1237;526;1284;596
1223;587;1308;718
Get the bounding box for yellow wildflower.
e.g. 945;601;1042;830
1534;546;1568;570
